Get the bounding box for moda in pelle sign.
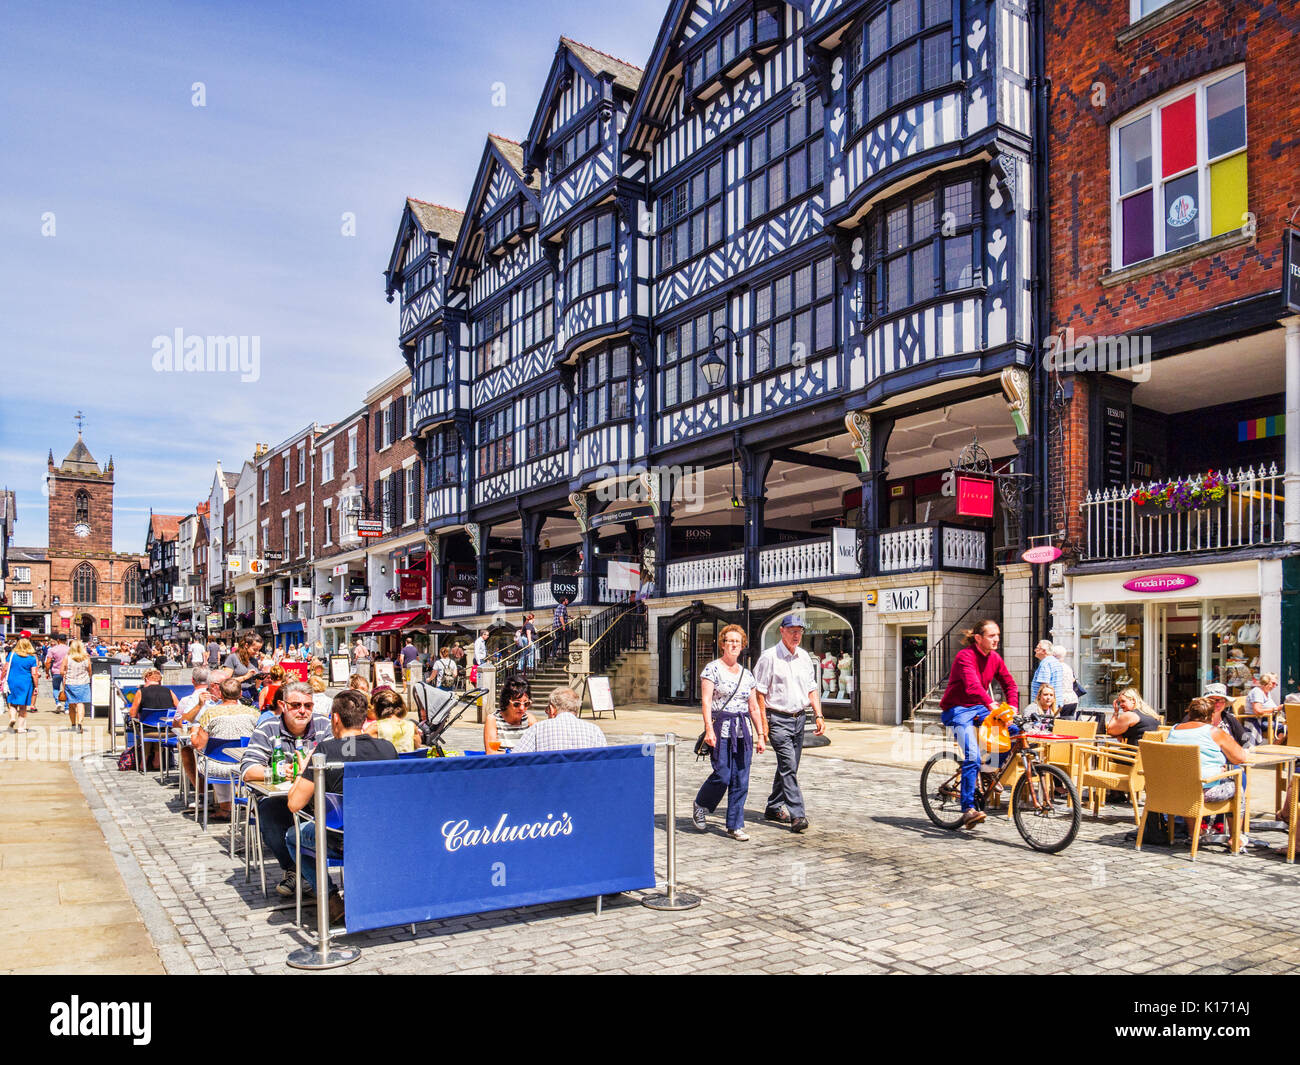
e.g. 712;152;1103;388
1122;573;1199;593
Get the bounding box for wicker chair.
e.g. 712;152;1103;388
1136;740;1242;860
1077;743;1145;824
1045;718;1097;784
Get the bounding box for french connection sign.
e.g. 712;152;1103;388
341;746;655;931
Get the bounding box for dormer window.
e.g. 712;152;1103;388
548;114;602;180
686;4;783;99
486;196;538;253
402;253;436;301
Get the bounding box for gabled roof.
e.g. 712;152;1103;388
562;37;644;92
384;198;466;296
525;38;646;169
222;472;239;490
149;514;183;542
447;135;542;290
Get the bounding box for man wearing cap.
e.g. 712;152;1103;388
753;612;824;833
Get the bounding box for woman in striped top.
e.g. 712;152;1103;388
484;676;538;753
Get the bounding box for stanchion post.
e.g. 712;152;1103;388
287;755;360;969
642;732;701;911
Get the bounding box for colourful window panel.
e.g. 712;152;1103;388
1238;416;1283;442
1163;171;1200;252
1206;72;1246;159
1210;152;1247;237
1122;188;1154;265
1160;94;1197;177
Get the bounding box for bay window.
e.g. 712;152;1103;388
427;425;459;488
580;343;631;430
863;174;979;320
566;213;616;301
846;0;952;137
415;330;451;393
752;256;837;374
477;406;515;478
519;272;555;352
548;114;602;179
1112;68;1247;268
475;300;511;374
686;4;783;96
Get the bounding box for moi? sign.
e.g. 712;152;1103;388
879;586;930;613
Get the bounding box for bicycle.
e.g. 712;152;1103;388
920;716;1082;853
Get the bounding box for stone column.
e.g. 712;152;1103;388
998;562;1034;701
1285;318;1300;543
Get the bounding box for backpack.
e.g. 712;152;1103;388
117;745;137;772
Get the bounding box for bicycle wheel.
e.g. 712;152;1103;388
1011;764;1081;853
920;750;966;830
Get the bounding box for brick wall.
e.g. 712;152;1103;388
314;413;368;560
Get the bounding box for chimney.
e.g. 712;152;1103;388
253;443;269;459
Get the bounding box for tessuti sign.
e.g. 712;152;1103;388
1284;229;1300;314
1122;573;1200;594
956;476;995;519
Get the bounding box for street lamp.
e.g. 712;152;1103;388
703;326;744;406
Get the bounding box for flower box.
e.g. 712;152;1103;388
1129;470;1230;515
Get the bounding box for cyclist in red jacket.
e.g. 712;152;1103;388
938;619;1019;829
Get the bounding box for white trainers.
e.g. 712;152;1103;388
727;828;749;841
692;803;708;831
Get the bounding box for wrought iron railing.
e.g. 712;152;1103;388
1081;464;1283;561
902;574;1003;720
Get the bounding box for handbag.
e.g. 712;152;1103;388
694;666;751;760
1237;612;1260;644
1073;679;1088;699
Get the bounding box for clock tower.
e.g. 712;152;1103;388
47;431;115;554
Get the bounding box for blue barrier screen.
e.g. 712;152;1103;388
341;745;655;931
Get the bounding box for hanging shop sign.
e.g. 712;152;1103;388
1285;229;1300;314
264;551;284;562
1122;573;1200;594
831;527;859;575
291;587;312;602
498;580;524;608
1021;545;1063;564
357;520;384;538
333;563;350;577
956;476;995;519
447;584;473;607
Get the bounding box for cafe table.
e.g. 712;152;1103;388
1201;749;1299;850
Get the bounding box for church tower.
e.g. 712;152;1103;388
47;428;115;555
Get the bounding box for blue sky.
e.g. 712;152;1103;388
0;0;664;552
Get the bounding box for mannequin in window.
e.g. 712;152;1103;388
837;650;853;699
820;650;837;700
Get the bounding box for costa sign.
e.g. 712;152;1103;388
1021;545;1063;564
1122;573;1199;594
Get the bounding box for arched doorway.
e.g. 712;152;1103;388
78;613;96;644
758;601;860;719
658;603;743;705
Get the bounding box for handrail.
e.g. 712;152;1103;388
903;573;1002;719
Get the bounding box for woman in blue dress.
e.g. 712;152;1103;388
4;637;42;734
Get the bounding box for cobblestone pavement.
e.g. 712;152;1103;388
79;729;1300;974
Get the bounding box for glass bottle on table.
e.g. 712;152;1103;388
269;737;284;784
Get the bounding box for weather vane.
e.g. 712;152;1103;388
74;410;86;435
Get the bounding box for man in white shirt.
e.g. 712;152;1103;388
752;613;824;833
513;687;606;752
189;641;206;668
474;630;489;666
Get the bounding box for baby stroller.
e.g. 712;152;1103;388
410;682;489;756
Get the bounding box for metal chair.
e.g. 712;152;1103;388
131;708;178;784
196;736;249;831
231;773;268;896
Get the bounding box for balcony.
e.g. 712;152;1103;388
666;551;744;595
877;523;992;575
759;538;833;584
1081;465;1283;562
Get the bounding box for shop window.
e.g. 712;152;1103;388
1077;602;1143;708
759;607;856;707
1205;599;1261;697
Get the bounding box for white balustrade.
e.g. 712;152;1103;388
665;552;744;595
941;526;986;570
483;589;500;614
878;526;933;572
1082;464;1283;561
597;576;636;604
758;538;833;585
533;581;556;609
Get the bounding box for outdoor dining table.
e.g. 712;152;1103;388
1200;749;1299;851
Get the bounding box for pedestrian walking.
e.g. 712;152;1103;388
553;598;570;658
62;640;93;734
753;613;823;833
45;634;69;713
4;637;42;735
693;624;764;840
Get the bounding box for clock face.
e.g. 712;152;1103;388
74;523;91;538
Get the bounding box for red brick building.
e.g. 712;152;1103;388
39;434;147;643
1046;0;1300;704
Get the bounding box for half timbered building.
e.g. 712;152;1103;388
388;1;1047;723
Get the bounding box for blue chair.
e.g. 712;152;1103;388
293;793;344;929
197;736;249;831
398;749;430;759
132;709;179;783
231;772;268;897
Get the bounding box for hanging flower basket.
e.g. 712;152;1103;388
1130;470;1230;515
385;588;400;601
318;593;334;606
